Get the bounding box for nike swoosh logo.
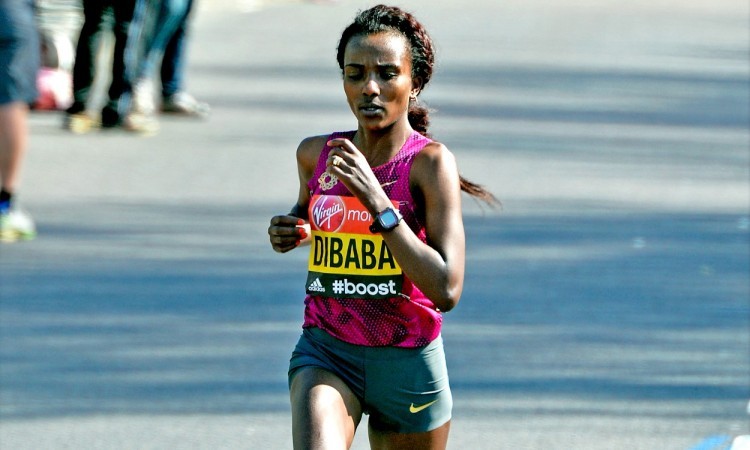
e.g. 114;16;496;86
409;399;438;414
380;180;397;188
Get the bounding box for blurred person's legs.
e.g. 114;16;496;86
0;103;35;242
102;0;136;127
0;0;39;242
64;0;111;131
122;0;189;133
160;0;209;117
0;103;29;203
127;0;188;115
65;0;136;132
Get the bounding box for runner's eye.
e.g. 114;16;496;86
345;69;363;81
380;70;398;80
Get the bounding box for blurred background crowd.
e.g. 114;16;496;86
30;0;209;132
2;0;217;242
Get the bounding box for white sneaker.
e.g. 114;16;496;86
162;91;210;118
122;111;160;135
0;209;37;242
132;78;156;115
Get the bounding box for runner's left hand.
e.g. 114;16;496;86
326;138;388;213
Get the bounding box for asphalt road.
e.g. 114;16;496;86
1;0;748;449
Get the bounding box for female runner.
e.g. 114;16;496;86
269;5;496;449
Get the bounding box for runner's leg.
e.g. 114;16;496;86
290;367;363;450
368;420;450;450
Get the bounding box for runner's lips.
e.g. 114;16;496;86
359;103;384;113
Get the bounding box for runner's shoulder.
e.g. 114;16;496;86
413;140;458;178
297;135;329;167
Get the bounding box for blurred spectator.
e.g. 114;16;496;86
123;0;208;133
0;0;39;242
63;0;136;133
159;0;208;117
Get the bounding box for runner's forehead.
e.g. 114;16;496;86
343;32;411;68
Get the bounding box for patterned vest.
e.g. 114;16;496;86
302;131;442;348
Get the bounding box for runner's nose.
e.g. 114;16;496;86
363;77;380;97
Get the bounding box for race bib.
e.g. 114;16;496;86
305;195;403;299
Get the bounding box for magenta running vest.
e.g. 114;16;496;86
302;130;442;348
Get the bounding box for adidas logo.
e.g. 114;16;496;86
307;278;325;293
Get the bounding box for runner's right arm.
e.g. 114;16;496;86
268;136;326;253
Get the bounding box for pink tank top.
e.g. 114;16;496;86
302;130;442;348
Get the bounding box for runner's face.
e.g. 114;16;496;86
343;32;416;132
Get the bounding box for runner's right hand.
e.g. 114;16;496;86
269;215;308;253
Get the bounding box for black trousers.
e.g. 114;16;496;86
68;0;135;111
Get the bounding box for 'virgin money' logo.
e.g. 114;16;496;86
311;195;346;232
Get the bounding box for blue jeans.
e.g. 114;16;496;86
160;0;194;97
126;0;193;96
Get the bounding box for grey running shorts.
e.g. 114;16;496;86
289;326;452;433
